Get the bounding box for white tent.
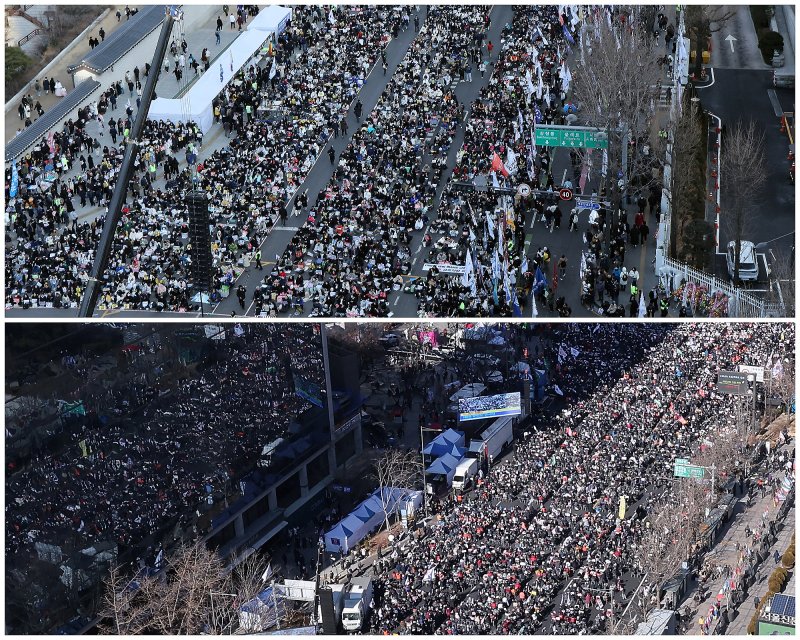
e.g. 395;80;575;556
149;29;271;133
324;513;368;554
247;5;292;34
323;487;413;553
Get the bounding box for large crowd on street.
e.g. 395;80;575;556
5;5;697;317
367;323;794;634
262;6;491;317
5;324;323;559
5;6;409;311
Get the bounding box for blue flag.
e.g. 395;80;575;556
10;160;19;198
563;25;575;45
533;266;548;294
534;105;543;124
512;289;522;317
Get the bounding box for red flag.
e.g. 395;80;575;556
491;152;509;177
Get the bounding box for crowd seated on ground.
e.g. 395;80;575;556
254;6;491;317
5;6;405;311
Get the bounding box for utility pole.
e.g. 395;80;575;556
419;422;428;518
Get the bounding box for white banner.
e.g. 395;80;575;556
422;263;466;274
738;365;765;383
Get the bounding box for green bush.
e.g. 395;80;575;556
5;47;32;82
783;548;795;568
758;31;784;63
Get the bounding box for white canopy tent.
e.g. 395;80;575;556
247;5;292;35
323;487;413;553
148;24;278;133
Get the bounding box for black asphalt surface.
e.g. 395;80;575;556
697;68;795;264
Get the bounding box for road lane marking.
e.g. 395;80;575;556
767;89;784;117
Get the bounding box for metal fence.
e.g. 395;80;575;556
660;257;785;317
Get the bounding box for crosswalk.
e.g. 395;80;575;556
650;84;672;110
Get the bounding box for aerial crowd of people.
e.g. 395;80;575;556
366;323;793;634
5;6;411;312
5;324;323;562
6;4;681;317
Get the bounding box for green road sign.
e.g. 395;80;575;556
674;463;705;479
534;125;609;149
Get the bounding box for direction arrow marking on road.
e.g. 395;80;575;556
725;34;737;53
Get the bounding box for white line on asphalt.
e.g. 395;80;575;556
695;67;715;89
767;89;784;117
272;226;300;231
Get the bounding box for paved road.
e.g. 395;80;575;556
385;5;512;318
709;6;772;70
211;8;427;317
697;69;795;265
698;4;795;282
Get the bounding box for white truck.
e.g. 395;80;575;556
341;576;373;632
452;457;479;491
467;416;513;463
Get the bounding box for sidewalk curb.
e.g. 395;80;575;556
5;8;111;114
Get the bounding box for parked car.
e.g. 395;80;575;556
726;240;759;281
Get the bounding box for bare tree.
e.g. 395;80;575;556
101;541;274;635
767;354;795;416
635;475;708;618
666;99;708;264
721;121;767;283
100;562;152;635
685;6;736;81
373;449;423;531
571;8;663;217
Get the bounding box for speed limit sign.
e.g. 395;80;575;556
559;188;573;201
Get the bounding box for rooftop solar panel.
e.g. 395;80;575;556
770;594;796;618
6;79;100;161
67;6;165;75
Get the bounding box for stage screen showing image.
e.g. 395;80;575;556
458;392;521;422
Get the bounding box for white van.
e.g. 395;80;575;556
726;240;759;281
452;458;479;491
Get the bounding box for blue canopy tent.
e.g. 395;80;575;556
422;428;465;458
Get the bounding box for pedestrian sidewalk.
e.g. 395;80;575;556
5;6;126;144
724;505;795;635
681;446;795;635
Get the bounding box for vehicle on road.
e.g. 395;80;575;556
379;333;401;348
726;240;759;281
341;576;373;632
452;457;479;491
466;416;514;462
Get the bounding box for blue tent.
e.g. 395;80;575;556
422;428;465;458
427;452;462;476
